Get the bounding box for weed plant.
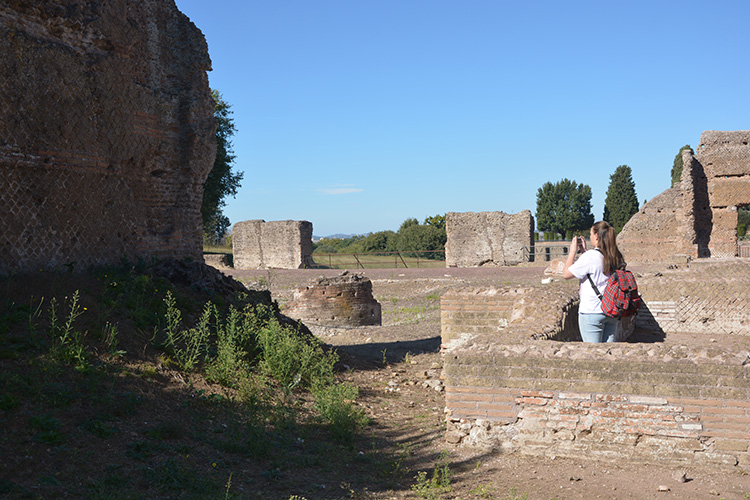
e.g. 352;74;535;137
0;264;373;499
312;382;370;443
411;451;452;500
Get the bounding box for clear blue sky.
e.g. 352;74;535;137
174;0;749;237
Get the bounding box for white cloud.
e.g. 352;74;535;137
318;186;364;195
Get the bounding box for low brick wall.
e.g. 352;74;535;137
635;259;750;335
444;342;750;467
441;282;581;349
441;259;750;467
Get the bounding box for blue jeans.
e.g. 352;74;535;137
579;313;618;343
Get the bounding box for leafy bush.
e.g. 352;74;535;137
313;382;370;443
256;319;337;391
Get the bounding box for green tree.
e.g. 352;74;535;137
739;207;750;238
202;90;244;243
670;145;694;187
399;218;420;231
603;165;640;233
362;231;396;252
393;223;446;259
423;214;446;230
535;179;594;237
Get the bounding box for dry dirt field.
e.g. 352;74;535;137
227;264;750;500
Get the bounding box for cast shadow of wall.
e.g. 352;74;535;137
626;302;666;343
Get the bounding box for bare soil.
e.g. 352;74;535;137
227;265;750;500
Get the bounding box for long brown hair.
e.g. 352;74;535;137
593;221;625;273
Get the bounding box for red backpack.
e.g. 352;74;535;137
587;268;642;318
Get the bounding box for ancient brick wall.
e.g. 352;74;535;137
445;210;534;267
698;130;750;257
233;220;313;269
0;0;215;274
616;187;692;262
619;130;750;261
441;260;750;467
635;260;750;335
445;344;750;467
440;283;581;349
284;273;382;327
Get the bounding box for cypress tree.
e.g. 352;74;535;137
670;145;694;187
603;165;639;233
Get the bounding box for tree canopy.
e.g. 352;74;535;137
535;179;594;237
670;145;693;187
314;215;447;258
739;207;750;238
603;165;639;233
202;90;244;243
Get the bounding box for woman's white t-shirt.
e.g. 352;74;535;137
568;249;609;314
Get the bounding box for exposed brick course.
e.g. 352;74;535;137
284;272;382;327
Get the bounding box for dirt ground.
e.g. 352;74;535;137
226;264;750;500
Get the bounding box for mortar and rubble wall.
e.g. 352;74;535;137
232;220;313;269
445;210;534;267
0;1;215;274
619;130;750;262
284;272;382;327
441;260;750;467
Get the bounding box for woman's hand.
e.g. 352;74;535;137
569;236;579;256
562;236;578;279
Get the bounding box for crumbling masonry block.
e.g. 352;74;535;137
233;220;313;269
445;210;534;267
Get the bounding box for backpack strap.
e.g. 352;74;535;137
586;274;603;300
586;248;605;300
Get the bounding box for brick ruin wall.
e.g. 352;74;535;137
618;130;750;262
284;273;382;327
441;260;750;467
0;1;215;275
445;210;534;267
232;220;314;269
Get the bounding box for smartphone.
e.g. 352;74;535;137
577;236;584;252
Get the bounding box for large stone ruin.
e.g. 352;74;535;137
0;0;215;274
232;220;314;269
445;210;534;267
619;130;750;261
284;272;382;327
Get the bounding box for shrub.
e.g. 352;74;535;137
256;319;337;391
313;382;369;443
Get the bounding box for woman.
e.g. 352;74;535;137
562;221;625;343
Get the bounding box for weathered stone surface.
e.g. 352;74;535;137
619;130;750;262
0;0;215;274
284;272;381;327
445;210;534;267
617;188;689;263
233;220;313;269
203;253;232;269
